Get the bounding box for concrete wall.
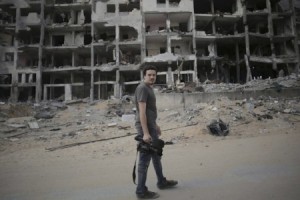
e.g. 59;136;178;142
142;0;193;13
21;12;40;25
94;2;106;20
0;33;13;47
0;47;14;72
233;0;243;16
64;33;73;45
171;37;191;55
147;40;166;56
76;0;90;3
148;21;166;32
155;88;300;109
93;0;142;41
75;33;84;45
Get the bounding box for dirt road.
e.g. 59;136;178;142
1;132;299;200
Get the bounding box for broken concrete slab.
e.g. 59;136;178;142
28;121;39;129
50;128;61;131
107;122;117;127
6;123;27;128
0;127;17;134
166;111;180;119
34;111;55;119
65;99;83;105
6;116;34;124
283;109;291;113
0;112;8;118
121;114;135;122
9;138;20;142
50;102;68;110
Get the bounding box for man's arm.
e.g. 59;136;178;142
156;124;161;136
138;102;152;143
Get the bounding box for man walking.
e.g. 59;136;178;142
135;65;178;199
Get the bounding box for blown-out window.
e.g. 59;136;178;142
107;4;115;13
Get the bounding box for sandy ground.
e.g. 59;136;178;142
0;97;300;200
0;132;300;200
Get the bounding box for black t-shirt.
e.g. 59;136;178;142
135;82;157;127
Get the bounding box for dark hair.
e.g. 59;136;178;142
143;65;157;76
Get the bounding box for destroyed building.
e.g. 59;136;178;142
0;0;299;102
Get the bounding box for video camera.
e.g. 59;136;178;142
135;135;165;156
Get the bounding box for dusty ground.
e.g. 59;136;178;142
0;95;300;199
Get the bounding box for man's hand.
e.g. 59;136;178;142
143;133;152;143
156;125;161;136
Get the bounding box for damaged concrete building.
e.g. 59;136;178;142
0;0;299;102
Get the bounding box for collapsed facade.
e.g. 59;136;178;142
0;0;299;102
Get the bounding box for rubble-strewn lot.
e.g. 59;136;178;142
201;74;300;92
0;76;300;200
1;76;300;156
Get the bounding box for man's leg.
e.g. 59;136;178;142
136;152;151;194
152;149;178;189
151;153;165;184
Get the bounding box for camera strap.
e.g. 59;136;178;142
132;140;164;185
132;142;151;185
132;148;139;185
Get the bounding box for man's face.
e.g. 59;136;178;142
144;69;156;85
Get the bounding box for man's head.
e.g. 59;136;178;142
143;65;157;86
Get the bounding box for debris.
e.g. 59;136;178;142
245;102;254;113
121;95;134;103
28;121;39;129
0;112;8;118
9;138;20;142
107;122;117;127
115;110;124;117
166;111;180;119
1;93;299;153
36;136;47;141
50;128;61;131
6;123;26;128
207;119;229;136
50;102;67;110
161;123;199;132
68;131;77;137
121;114;135;122
4;104;33;118
34;111;55;119
118;125;131;130
283;109;291;113
46;132;136;151
65;99;83;105
1;128;15;134
4;131;28;138
165;141;174;145
253;113;273;120
186;121;198;126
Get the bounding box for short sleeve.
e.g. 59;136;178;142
136;85;148;102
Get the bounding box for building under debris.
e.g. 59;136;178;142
0;0;299;102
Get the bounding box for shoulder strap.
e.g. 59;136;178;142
132;149;139;185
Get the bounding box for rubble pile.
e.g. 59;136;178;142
200;74;300;93
0;75;299;155
157;95;300;143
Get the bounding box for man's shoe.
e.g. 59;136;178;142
136;190;160;199
157;179;178;189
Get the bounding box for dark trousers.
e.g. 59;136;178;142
135;125;165;194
